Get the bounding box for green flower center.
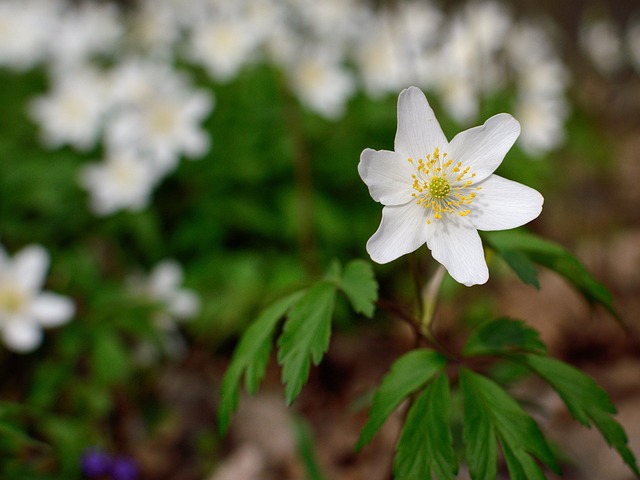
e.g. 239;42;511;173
428;176;451;199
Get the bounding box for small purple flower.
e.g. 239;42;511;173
81;449;113;478
110;455;139;480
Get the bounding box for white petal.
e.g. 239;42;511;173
469;175;543;231
394;86;448;161
150;260;183;297
425;217;488;286
358;149;415;206
168;290;200;320
29;292;75;327
447;113;521;183
366;202;428;264
3;319;43;353
13;245;49;292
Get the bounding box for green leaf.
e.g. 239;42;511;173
463;318;547;357
277;281;337;405
484;230;619;320
218;290;304;434
338;259;378;318
357;349;447;450
394;374;457;480
520;354;640;476
495;249;540;289
293;416;328;480
460;369;560;479
462;370;498;480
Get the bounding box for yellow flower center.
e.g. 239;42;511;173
0;283;25;315
428;176;451;199
409;147;480;224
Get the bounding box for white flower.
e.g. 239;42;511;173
187;15;262;83
104;64;214;174
358;87;543;286
288;49;355;119
129;260;200;330
29;67;109;151
580;17;624;75
0;244;74;353
79;149;160;216
0;0;61;71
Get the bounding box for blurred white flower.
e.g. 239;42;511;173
580;17;624;75
79;149;160;216
0;0;62;71
130;260;201;330
354;13;408;99
48;2;123;67
128;0;183;59
105;64;214;174
515;95;568;156
188;14;263;82
288;49;355;119
29;67;110;151
359;87;543;286
0;244;74;353
129;259;200;365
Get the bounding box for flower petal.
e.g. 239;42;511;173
447;113;520;182
150;260;183;296
168;290;200;320
366;202;427;264
3;318;43;353
358;149;415;206
469;175;543;231
13;244;49;292
425;217;488;286
29;292;75;327
394;86;448;161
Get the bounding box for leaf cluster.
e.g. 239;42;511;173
357;318;639;480
217;259;378;433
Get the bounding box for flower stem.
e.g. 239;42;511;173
420;264;446;337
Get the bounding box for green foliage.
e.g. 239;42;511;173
520;355;640;477
459;318;639;479
293;416;328;480
218;291;304;434
484;230;619;320
460;368;561;479
338;259;378;318
356;349;447;450
463;318;547;357
394;373;457;480
218;259;378;431
278;281;337;404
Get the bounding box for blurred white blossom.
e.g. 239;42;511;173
0;0;62;71
287;49;355;119
29;67;110;151
129;260;201;330
580;17;624;75
0;244;74;353
79;149;160;216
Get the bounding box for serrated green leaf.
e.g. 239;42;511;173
339;259;378;318
394;374;457;480
357;349;447;450
462;370;498;480
484;230;619;321
277;281;337;405
463;318;546;357
218;290;304;434
520;354;640;476
460;369;560;479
